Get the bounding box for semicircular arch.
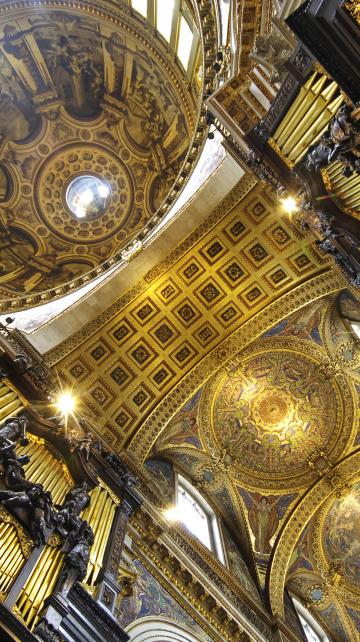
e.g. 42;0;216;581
267;448;360;618
126;270;345;463
126;616;208;642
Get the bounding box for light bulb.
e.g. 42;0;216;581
55;391;76;416
281;196;297;214
163;507;180;522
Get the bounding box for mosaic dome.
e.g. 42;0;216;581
0;2;203;310
200;337;356;491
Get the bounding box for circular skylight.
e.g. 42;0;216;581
66;175;111;220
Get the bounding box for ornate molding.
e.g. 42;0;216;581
129;512;273;642
0;506;33;558
268;448;360;617
127;269;346;461
0;0;217;312
69;582;129;641
45;174;257;365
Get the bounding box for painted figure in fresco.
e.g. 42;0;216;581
223;527;260;601
239;490;295;555
281;299;324;341
0;224;36;278
145;459;174;504
118;560;201;632
158;412;201;449
323;482;360;584
248;494;279;554
339;290;360;322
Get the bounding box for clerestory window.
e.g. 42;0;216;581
171;473;225;563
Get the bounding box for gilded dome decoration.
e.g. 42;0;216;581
200;337;356;491
321;482;360;590
0;2;204;307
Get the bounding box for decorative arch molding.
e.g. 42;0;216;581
126;268;345;462
125;616;207;642
0;0;217;311
267;448;360;618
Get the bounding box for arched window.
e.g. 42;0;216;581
166;473;225;563
292;598;330;642
130;0;200;77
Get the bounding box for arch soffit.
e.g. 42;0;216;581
126;268;345;463
267;448;360;618
126;616;206;642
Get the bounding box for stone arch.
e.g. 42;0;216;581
267;448;360;617
126;616;209;642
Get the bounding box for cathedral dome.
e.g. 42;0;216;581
0;1;204;310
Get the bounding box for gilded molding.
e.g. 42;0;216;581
268;448;360;617
127;269;346;462
313;491;360;608
124;545;225;642
128;516;271;642
45;173;257;365
345;0;360;25
0;0;217;311
0;507;33;558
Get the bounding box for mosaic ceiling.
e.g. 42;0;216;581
146;290;360;641
0;1;201;308
12;4;358;638
49;170;360;637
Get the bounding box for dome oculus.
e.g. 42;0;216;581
66;175;111;220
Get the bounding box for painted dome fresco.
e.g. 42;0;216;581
200;336;356;492
0;1;203;309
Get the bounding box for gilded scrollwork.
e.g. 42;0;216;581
0;506;33;557
268;449;360;618
128;269;345;462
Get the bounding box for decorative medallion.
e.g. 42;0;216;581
34;144;134;243
199;336;356;491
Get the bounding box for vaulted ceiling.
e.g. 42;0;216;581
1;2;360;641
145;290;360;641
0;2;202;309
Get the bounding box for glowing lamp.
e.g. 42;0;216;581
281;196;297;214
97;184;109;198
55;391;76;416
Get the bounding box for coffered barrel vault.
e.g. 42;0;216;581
0;2;359;642
52;179;335;452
